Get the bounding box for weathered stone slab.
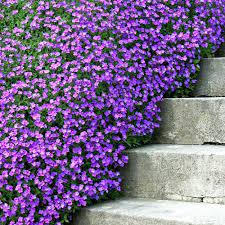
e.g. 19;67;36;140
121;145;225;203
193;58;225;97
73;198;225;225
152;98;225;144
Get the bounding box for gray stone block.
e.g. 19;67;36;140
152;98;225;144
193;58;225;97
121;145;225;203
73;198;225;225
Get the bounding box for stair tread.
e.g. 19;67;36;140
76;198;225;225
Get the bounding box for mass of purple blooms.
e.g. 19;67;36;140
0;0;224;224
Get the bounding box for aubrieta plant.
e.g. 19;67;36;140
0;0;224;224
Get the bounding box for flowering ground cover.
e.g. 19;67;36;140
0;0;224;224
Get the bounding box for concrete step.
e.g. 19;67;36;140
152;97;225;144
193;58;225;97
73;198;225;225
121;145;225;204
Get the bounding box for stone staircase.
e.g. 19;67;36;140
73;53;225;224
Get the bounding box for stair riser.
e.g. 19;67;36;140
193;58;225;97
153;98;225;144
73;198;225;225
121;148;225;203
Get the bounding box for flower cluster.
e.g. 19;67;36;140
0;0;224;224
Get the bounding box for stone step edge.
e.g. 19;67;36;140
165;194;225;204
163;97;225;100
125;144;225;156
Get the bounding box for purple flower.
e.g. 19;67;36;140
0;0;224;224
